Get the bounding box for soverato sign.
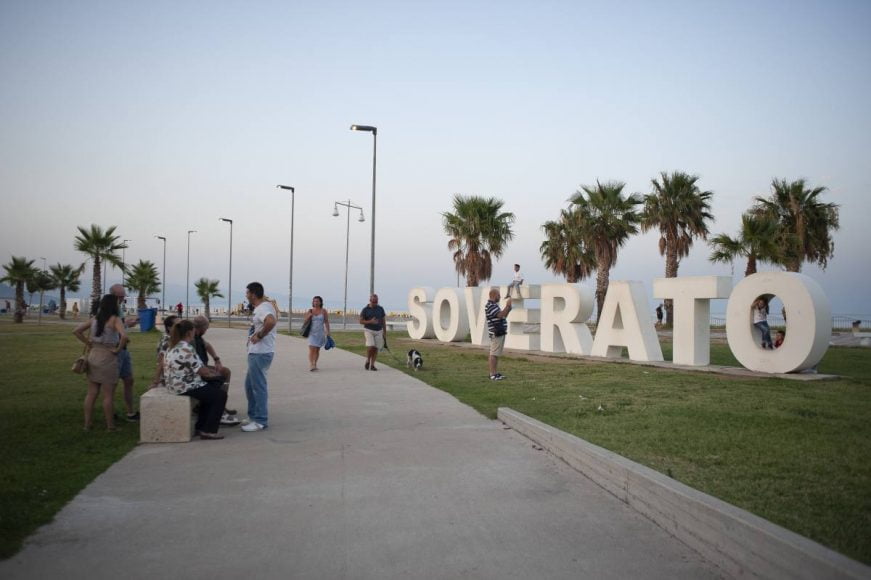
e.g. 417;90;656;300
407;273;830;374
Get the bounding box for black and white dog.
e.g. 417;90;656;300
406;349;423;371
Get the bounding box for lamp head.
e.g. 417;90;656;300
358;212;365;223
219;218;232;224
276;184;295;192
350;124;377;135
332;205;340;217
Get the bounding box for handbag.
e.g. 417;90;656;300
72;344;90;374
324;335;335;350
300;317;312;338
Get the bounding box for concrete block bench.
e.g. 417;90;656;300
140;387;197;443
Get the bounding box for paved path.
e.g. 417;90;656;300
1;328;721;579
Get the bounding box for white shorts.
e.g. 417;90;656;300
364;328;384;349
489;334;505;356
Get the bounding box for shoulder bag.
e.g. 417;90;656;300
300;317;312;338
72;343;90;374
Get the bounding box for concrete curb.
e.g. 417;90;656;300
497;408;870;580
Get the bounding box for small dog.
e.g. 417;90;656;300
406;349;423;371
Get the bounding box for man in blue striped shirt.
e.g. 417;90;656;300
485;288;512;380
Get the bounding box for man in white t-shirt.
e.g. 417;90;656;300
507;264;524;298
241;282;277;432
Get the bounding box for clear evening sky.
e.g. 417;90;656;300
2;1;869;315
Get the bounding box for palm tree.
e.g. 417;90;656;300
125;260;161;309
708;212;781;277
570;181;642;319
194;278;224;320
442;195;515;287
641;171;714;326
49;263;86;319
540;207;596;283
752;178;840;272
1;256;36;323
28;270;57;319
73;225;126;306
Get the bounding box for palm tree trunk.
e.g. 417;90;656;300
59;286;67;319
137;290;146;310
744;255;757;277
91;258;102;309
14;282;25;323
664;247;679;327
466;255;479;287
204;297;211;320
595;263;610;323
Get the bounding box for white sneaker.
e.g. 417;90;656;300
220;413;241;426
241;421;266;432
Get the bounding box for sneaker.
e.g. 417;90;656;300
225;408;237;415
490;374;505;381
220;413;241;426
241;421;267;432
125;412;140;422
365;362;370;370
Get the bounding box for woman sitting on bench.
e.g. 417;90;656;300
163;319;228;440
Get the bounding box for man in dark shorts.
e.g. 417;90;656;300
110;284;141;421
359;294;386;371
192;315;239;425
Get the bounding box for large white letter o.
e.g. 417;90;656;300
726;272;830;373
432;288;469;342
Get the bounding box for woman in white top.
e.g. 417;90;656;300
752;296;774;349
303;295;331;371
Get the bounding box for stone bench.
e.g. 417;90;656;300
140;387;197;443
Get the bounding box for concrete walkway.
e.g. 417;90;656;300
1;328;721;579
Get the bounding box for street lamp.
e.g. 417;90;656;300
333;200;365;329
219;218;233;327
154;235;166;312
350;124;377;295
186;230;197;318
277;184;296;332
121;239;131;287
38;257;47;324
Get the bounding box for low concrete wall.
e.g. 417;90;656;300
497;408;870;580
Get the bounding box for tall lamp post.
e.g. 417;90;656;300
155;235;167;313
333;200;365;329
38;257;47;324
276;184;296;332
186;230;197;318
350;124;377;295
121;239;131;287
219;218;233;327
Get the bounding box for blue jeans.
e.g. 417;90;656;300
245;352;274;426
754;321;773;348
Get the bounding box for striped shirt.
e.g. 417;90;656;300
485;300;507;337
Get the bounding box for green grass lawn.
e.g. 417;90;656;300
1;320;869;565
0;320;154;559
333;331;871;565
